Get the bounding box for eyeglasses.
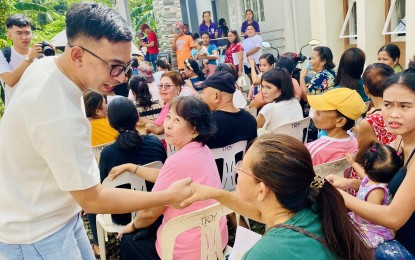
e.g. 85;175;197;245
157;84;175;90
68;43;132;77
235;161;262;183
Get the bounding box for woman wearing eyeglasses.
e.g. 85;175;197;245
180;134;373;259
139;71;182;136
111;96;228;259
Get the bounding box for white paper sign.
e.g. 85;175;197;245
232;52;248;66
228;226;262;260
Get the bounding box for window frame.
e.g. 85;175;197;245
382;0;406;42
339;0;357;44
241;0;266;23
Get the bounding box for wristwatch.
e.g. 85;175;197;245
24;56;33;63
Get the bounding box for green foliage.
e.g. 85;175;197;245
129;0;156;33
0;97;4;119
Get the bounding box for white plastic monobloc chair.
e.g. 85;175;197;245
210;140;248;191
160;203;233;260
151;133;177;157
272;117;311;144
96;161;163;260
92;141;114;164
313;157;351;178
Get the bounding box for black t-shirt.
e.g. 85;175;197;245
99;135;167;225
206;109;257;149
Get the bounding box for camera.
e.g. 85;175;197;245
39;41;55;56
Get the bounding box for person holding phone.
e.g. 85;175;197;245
171;22;194;70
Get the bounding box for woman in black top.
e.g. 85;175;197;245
129;75;162;120
329;68;415;257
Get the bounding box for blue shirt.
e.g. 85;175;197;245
206;44;218;65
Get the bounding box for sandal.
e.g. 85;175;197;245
92;244;100;257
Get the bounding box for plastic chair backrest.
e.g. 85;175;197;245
245;107;257;117
92;141;114;163
151;133;176;157
313;157;350;178
160;203;233;260
100;161;163;226
272;117;311;144
210;140;248;191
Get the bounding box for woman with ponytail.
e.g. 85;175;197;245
87;97;167;255
181;133;373;259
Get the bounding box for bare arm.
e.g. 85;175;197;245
181;183;264;223
237;51;243;77
256;113;265;129
109;163;161;183
205;49;218;61
340;160;415;230
246;47;260;58
299;68;309;99
326;174;362;191
70;178;192;214
171;36;179;51
248;57;261;85
356;119;377;161
145;122;164;135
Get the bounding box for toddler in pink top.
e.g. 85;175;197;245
346;143;402;248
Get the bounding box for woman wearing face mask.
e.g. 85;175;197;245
377;44;403;73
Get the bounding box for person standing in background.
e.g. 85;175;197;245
199;11;218;46
140;24;159;72
183;23;192;36
172;22;194;70
241;9;260;39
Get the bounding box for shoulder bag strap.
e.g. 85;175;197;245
266;223;327;246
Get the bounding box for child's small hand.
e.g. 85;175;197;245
345;153;356;165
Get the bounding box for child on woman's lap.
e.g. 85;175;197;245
346;143;402;248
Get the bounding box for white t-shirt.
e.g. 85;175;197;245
0;57;100;243
242;34;263;64
0;46;27;105
259;98;304;139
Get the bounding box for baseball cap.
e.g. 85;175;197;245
307;88;366;120
200;71;236;94
140;24;149;31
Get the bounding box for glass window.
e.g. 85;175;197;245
241;0;265;23
339;0;357;41
382;0;406;40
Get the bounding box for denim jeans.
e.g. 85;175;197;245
0;214;94;260
375;240;415;259
148;53;158;72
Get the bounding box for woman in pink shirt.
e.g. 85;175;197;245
139;71;182;135
111;96;228;259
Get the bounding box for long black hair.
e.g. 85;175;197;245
261;68;294;102
108;97;142;150
129;75;153;108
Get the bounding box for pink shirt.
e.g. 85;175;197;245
306;135;358;166
153;142;228;259
153;102;169;126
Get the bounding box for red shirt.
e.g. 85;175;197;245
225;42;244;67
147;30;159;54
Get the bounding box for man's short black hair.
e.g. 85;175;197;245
66;2;132;44
6;14;31;29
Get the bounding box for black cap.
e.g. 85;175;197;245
200;71;235;94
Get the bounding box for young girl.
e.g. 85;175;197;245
247;53;275;109
346;143;402;248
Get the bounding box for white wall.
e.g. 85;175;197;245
215;0;230;25
309;0;344;65
356;0;385;65
195;0;214;25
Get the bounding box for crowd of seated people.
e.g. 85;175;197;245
81;33;415;259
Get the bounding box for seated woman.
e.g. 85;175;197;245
139;71;182;135
129;75;162;121
112;96;228;259
181;134;373;259
182;58;205;92
305;88;366;166
377;44;403;73
256;68;303;139
328;68;415;258
84;91;118;146
87;97;167;256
